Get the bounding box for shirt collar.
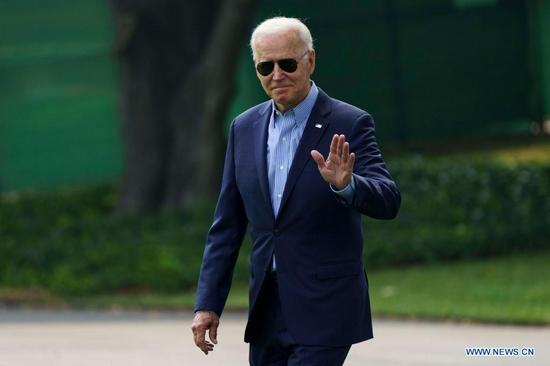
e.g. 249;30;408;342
271;81;319;126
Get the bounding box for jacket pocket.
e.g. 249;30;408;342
315;260;362;280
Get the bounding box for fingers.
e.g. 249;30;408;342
191;311;219;355
330;134;339;157
341;139;350;164
348;152;355;169
314;135;352;167
192;325;208;354
337;135;345;158
191;323;208;354
330;134;351;162
208;319;219;345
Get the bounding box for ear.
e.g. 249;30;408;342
308;49;316;75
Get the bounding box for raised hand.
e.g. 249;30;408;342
311;134;355;190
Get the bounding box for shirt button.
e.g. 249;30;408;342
279;165;284;170
277;194;282;199
282;137;287;142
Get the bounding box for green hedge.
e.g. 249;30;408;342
0;185;216;294
364;157;550;267
1;158;549;295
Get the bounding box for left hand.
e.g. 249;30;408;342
311;134;355;190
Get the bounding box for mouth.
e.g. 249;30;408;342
272;85;290;91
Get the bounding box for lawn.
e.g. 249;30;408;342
368;252;550;325
24;251;547;325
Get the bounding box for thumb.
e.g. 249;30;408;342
311;150;325;166
209;323;218;344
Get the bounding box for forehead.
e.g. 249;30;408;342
255;30;303;61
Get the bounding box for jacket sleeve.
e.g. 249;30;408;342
194;121;248;316
342;113;401;220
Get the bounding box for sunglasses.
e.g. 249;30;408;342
256;50;309;76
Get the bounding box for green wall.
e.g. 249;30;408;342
540;0;550;117
230;0;531;142
0;0;544;192
0;1;121;192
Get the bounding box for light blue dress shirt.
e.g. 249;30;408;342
267;83;318;217
267;81;355;271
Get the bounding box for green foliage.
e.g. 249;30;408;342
1;158;549;296
364;157;550;267
24;253;550;325
0;184;214;295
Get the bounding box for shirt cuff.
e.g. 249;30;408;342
330;176;356;203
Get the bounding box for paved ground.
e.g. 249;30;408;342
0;309;548;365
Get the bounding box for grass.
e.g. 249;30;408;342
7;252;547;325
368;252;550;325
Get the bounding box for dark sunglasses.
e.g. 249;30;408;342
256;50;309;76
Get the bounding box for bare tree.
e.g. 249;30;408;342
109;0;256;213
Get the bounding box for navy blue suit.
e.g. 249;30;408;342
195;88;400;348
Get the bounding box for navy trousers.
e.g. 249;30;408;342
248;274;351;366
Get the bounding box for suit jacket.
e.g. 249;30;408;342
195;88;401;347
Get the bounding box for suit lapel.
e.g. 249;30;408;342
253;102;275;219
279;90;332;214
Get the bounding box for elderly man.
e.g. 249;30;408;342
192;16;401;365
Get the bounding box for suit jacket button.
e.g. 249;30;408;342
273;229;281;237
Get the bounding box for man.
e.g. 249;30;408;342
192;16;401;365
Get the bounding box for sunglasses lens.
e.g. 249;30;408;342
256;57;301;76
256;61;274;76
278;59;298;73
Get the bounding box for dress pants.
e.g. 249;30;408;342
248;273;351;366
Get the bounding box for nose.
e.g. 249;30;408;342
271;63;285;80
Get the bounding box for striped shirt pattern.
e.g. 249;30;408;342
267;82;319;217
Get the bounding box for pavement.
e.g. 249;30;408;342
0;309;548;365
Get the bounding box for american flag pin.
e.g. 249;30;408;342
315;124;322;129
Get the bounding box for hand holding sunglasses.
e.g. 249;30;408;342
256;50;310;76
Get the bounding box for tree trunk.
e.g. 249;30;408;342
195;0;257;203
109;0;256;213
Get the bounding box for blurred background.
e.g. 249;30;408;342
2;0;550;192
0;0;549;325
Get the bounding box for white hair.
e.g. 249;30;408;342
250;17;314;61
